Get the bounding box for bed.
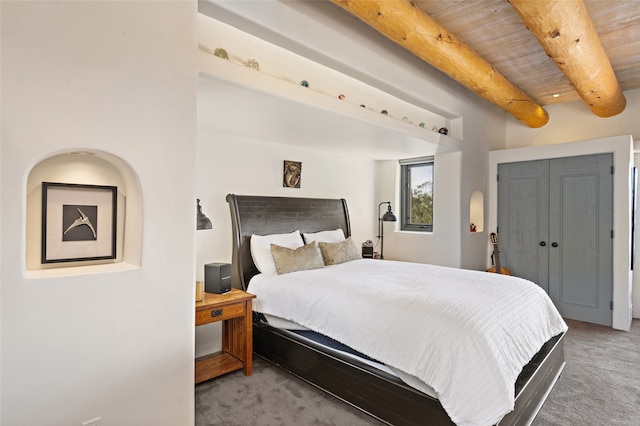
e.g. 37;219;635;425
226;194;567;426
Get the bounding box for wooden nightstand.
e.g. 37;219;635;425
195;288;256;384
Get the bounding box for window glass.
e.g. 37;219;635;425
401;159;433;232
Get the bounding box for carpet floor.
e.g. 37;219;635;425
195;319;640;425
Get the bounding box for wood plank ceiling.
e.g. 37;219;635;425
331;0;640;127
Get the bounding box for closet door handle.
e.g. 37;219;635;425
539;241;547;247
551;242;559;248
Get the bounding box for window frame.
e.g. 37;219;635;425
400;157;434;232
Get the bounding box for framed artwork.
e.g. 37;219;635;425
41;182;117;264
283;160;302;188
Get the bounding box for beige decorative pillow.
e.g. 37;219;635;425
318;237;361;266
270;241;325;275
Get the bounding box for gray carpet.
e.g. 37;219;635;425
532;319;640;426
195;319;640;425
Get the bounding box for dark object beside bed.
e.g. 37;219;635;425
226;194;566;426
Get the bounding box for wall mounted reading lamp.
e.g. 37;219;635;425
197;199;212;230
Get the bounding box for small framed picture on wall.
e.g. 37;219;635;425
283;160;302;188
41;182;117;264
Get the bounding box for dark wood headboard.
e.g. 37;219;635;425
226;194;351;291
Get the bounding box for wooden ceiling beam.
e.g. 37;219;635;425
509;0;626;117
330;0;549;128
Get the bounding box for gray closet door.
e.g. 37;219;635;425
497;160;550;292
548;154;613;326
498;153;613;326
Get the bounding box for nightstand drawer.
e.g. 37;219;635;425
196;303;244;326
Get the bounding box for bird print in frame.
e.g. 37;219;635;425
62;205;98;241
41;182;117;264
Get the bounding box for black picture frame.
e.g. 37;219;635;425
42;182;117;264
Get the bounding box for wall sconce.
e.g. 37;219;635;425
197;199;212;230
377;201;397;259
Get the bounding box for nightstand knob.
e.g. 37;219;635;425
211;309;223;317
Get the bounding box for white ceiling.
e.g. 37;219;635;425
201;0;640;110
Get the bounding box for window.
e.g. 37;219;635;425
400;157;434;232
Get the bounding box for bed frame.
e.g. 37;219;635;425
226;194;566;426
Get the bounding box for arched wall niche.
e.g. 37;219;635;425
469;190;484;233
26;149;142;276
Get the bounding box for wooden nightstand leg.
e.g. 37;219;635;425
221;309;252;376
222;319;243;360
244;300;253;376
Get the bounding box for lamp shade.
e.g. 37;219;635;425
382;208;397;222
197;199;212;230
382;203;397;222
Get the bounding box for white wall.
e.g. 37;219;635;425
2;3;636;425
635;153;640;319
506;88;640;148
201;1;640;328
378;152;463;267
380;101;507;270
194;12;506;358
489;136;634;330
202;1;508;271
1;2;197;425
0;1;4;418
195;131;376;356
505;89;640;322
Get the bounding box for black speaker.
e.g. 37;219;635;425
204;262;231;294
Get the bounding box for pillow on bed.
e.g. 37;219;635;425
302;228;345;244
270;241;325;275
250;230;304;274
318;237;361;265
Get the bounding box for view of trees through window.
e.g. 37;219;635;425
401;161;433;231
411;179;433;224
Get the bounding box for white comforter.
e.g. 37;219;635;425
248;259;567;426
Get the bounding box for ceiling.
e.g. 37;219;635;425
382;0;640;107
201;0;640;127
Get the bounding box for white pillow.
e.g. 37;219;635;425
250;230;303;274
302;228;346;244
